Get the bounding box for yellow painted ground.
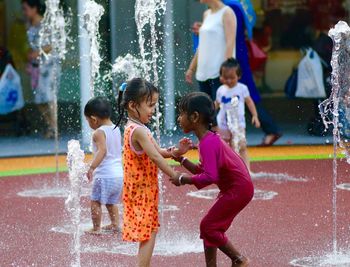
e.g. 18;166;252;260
0;145;339;173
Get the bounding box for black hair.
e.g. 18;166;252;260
22;0;46;16
219;57;242;77
178;92;215;130
84;96;112;119
116;78;159;126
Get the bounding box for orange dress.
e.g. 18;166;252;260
122;123;159;242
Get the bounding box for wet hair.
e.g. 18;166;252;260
22;0;46;16
178;92;215;130
116;78;159;126
219;57;242;77
84;96;112;119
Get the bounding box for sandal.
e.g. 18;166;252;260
258;133;282;146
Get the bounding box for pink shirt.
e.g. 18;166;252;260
191;131;252;191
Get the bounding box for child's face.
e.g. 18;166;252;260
220;67;240;88
85;116;99;130
22;2;37;20
178;111;193;134
134;92;159;124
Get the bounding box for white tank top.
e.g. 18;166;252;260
92;124;123;178
196;6;236;81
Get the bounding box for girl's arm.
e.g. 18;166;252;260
133;127;178;179
176;156;201;174
152;137;192;159
223;8;237;59
245;96;261;128
214;100;220;110
185;51;198;84
170;141;220;188
87;130;107;181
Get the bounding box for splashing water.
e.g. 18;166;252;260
319;21;350;254
65;140;87;267
111;54;143;82
187;188;278;201
39;0;70;186
40;0;69;61
226;96;246;152
134;0;167;235
82;0;104;95
319;21;350;163
292;21;350;266
290;251;350;266
250;172;307;183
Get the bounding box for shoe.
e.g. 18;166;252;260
259;134;282;146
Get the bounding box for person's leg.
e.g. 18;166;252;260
255;103;282;145
209;77;222;101
204;245;218;267
198;80;212;98
218;128;232;145
200;187;252;267
104;204;119;231
138;231;157;267
37;102;56;138
219;241;249;267
238;141;250;172
256;103;279;135
89;200;102;233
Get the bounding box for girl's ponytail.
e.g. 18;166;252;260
115;82;127;127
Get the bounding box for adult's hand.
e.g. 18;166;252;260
191;21;202;35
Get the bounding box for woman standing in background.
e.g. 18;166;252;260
22;0;56;138
186;0;282;146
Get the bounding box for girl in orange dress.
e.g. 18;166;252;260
116;78;191;267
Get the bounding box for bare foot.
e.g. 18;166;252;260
84;228;102;235
101;224;119;233
232;256;249;267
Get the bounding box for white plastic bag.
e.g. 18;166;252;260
296;48;326;98
0;64;24;114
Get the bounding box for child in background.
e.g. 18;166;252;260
116;78;190;267
216;58;260;172
84;97;123;234
170;92;253;267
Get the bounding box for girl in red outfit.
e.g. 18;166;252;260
169;92;253;267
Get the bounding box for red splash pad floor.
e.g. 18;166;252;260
1;159;350;267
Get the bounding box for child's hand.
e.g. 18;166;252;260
87;167;94;182
252;116;261;128
169;172;183;187
177;138;193;155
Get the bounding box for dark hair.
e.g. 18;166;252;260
22;0;46;16
219;57;242;76
84;96;112;119
116;78;159;126
178;92;215;129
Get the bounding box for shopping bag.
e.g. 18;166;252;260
284;68;298;99
0;64;24;114
246;40;267;71
295;48;326;98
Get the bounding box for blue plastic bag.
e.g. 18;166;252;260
0;64;24;114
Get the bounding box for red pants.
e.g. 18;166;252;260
199;182;254;247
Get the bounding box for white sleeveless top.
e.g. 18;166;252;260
92;124;123;178
196;6;236;81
